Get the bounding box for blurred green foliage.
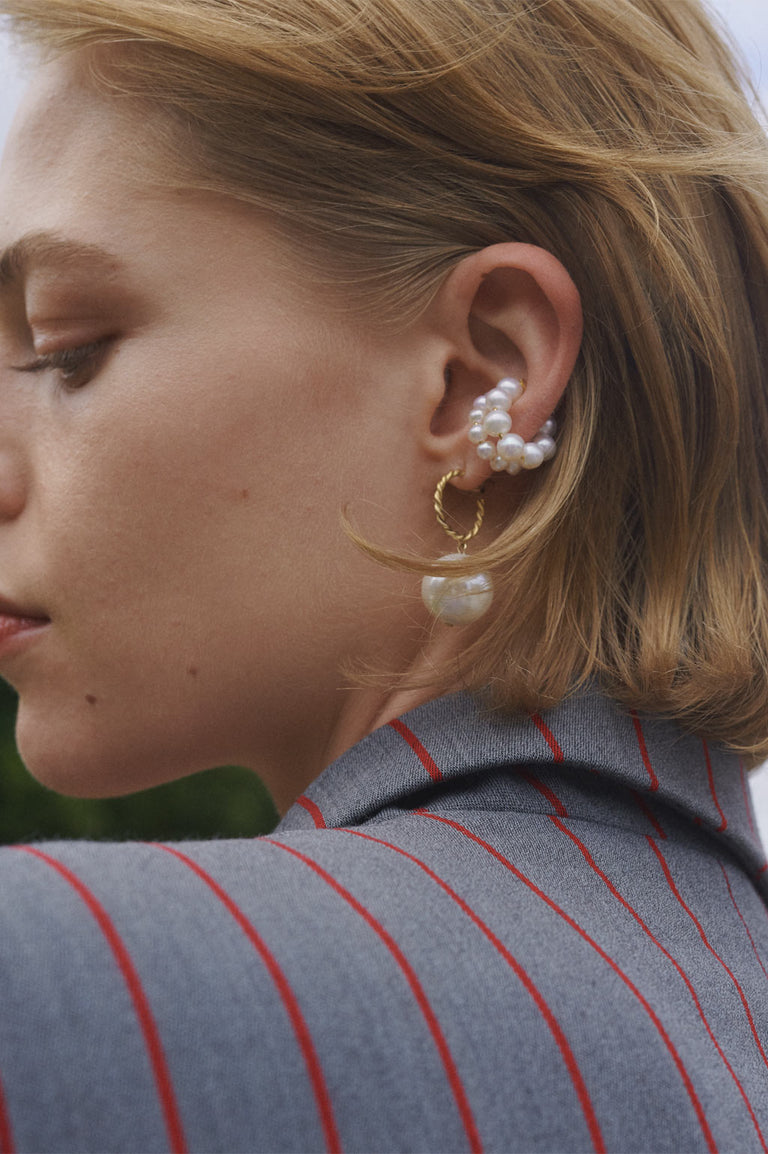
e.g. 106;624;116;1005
0;679;279;844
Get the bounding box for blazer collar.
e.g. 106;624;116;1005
278;690;768;893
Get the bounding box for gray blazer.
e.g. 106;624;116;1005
0;690;766;1153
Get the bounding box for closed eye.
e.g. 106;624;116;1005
12;339;111;391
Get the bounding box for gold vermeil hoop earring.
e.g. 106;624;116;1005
420;470;494;626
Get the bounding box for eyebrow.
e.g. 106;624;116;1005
0;231;125;292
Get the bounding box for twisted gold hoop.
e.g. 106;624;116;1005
433;470;485;553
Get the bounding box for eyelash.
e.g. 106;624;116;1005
13;339;110;391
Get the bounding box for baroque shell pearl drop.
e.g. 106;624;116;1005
421;554;494;625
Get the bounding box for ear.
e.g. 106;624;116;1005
422;243;582;490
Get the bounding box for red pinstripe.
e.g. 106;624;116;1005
264;837;481;1153
630;711;659;791
0;1071;15;1154
702;741;727;833
739;760;757;839
646;838;768;1075
154;845;341;1154
720;863;768;981
14;847;187;1154
388;719;443;781
297;795;327;829
529;713;564;762
543;820;764;1152
343;828;605;1154
630;788;667;840
416;810;719;1154
520;769;569;818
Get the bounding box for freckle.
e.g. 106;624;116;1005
187;665;199;677
85;694;98;705
240;488;250;500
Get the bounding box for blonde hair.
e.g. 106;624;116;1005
4;0;768;757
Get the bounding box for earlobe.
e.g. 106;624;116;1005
422;243;582;489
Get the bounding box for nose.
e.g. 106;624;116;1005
0;449;27;521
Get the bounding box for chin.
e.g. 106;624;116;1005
14;701;198;799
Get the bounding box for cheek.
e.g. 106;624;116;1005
35;337;365;654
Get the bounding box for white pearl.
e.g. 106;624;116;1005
476;441;495;460
468;424;485;444
521;442;545;469
473;395;488;411
483;409;512;437
536;435;557;460
470;408;486;424
497;433;524;461
484;388;512;411
539;418;556;436
421;554;494;625
490;455;507;471
506;460;522;475
497;377;524;403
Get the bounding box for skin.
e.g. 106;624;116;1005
0;52;582;812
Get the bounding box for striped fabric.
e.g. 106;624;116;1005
0;690;766;1153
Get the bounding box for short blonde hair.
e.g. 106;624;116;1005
4;0;768;757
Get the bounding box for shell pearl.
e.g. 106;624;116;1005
421;554;494;625
506;460;522;475
484;388;512;411
539;418;556;436
476;441;495;461
490;455;507;472
483;409;512;437
536;434;557;460
497;433;524;461
497;377;524;403
473;396;489;411
521;442;545;469
469;408;486;424
468;424;486;444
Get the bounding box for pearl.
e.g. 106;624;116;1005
483;409;512;437
497;433;524;461
473;396;488;411
506;460;522;475
490;455;507;471
521;442;545;469
485;388;512;411
497;377;524;403
468;424;486;444
536;434;557;460
421;554;494;625
469;408;486;424
539;418;556;436
476;441;495;461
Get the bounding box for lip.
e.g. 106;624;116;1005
0;600;50;659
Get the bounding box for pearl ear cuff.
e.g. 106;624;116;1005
421;470;494;626
468;378;557;474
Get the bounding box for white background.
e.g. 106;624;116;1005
1;3;768;842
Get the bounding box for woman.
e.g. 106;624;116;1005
0;0;765;1150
